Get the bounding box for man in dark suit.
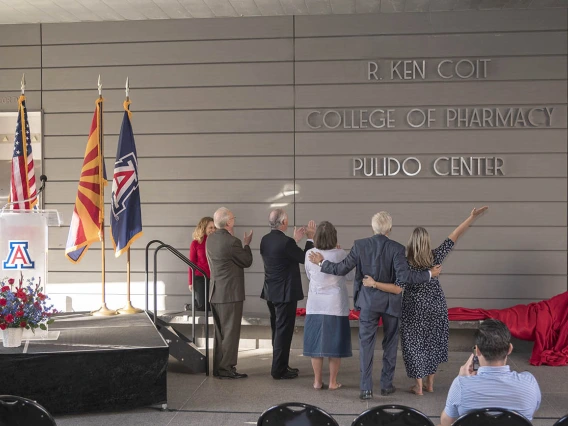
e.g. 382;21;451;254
309;211;441;399
206;207;253;379
260;209;316;380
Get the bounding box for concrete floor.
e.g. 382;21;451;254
54;349;567;426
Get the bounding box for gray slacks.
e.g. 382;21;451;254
358;308;399;392
211;301;243;376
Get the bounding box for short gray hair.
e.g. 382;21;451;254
214;207;231;229
268;209;287;230
371;211;392;235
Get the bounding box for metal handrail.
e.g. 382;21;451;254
145;239;210;376
145;240;164;311
145;239;208;310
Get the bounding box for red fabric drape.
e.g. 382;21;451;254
296;291;568;366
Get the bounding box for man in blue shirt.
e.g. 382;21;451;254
440;319;541;426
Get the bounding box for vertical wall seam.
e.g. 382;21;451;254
293;16;296;226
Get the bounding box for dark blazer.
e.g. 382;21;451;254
260;230;314;303
321;234;429;317
206;229;253;304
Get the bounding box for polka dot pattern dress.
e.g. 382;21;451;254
396;238;454;379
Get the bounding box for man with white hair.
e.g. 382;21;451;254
309;211;442;399
260;209;316;380
206;207;253;379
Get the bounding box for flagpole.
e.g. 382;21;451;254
93;75;117;316
118;77;143;315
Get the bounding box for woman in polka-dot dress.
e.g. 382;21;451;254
362;206;488;396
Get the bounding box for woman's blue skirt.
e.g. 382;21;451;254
303;314;352;358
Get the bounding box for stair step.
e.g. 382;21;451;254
157;324;207;374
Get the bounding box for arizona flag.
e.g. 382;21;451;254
9;95;37;210
65;98;107;263
110;100;143;257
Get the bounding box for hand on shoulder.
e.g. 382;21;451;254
308;250;324;265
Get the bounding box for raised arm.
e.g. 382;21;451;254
231;238;253;269
448;206;488;243
285;238;314;264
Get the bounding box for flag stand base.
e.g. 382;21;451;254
118;301;144;315
92;303;118;316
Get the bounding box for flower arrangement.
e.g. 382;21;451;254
0;273;57;332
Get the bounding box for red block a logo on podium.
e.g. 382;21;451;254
2;241;35;270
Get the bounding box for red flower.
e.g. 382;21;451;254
7;279;14;285
38;293;47;301
15;289;27;302
1;286;9;292
5;314;14;323
16;310;24;318
34;302;41;310
0;324;6;330
0;299;6;307
19;321;26;328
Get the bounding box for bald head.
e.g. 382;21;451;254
269;209;288;231
214;207;234;232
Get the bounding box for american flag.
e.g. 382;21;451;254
9;95;37;210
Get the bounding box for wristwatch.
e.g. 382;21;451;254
318;261;323;267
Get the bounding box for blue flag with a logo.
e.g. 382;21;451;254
110;101;143;257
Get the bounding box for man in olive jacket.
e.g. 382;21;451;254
206;207;253;379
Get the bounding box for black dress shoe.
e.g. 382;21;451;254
217;371;248;379
359;390;373;400
287;366;299;374
381;386;396;396
273;370;298;380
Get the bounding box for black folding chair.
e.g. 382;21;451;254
452;408;532;426
0;395;56;426
351;404;435;426
257;402;339;426
554;414;568;426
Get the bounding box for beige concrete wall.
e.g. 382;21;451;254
0;10;566;313
292;11;567;311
